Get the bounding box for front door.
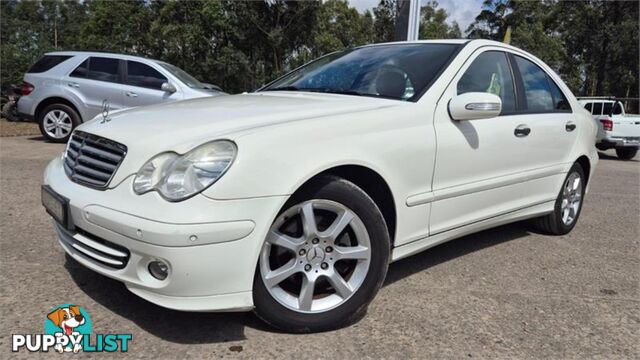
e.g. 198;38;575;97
122;60;178;108
430;49;531;235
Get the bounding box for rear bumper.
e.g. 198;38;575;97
17;96;36;119
597;137;640;149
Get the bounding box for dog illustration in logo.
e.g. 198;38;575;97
47;305;85;353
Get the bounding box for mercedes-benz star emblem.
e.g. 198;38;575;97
100;100;111;124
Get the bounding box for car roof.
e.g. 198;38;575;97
360;39;514;50
44;51;160;63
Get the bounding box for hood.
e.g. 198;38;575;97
75;92;400;187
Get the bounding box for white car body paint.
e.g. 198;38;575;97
44;40;598;312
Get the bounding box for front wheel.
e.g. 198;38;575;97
615;147;638;160
532;163;585;235
253;176;390;333
38;104;80;143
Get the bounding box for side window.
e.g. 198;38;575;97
70;59;89;78
584;103;593;113
514;56;554;112
547;77;571;111
602;102;613;116
457;51;516;114
87;57;119;82
126;61;167;90
28;55;73;73
593;102;603;115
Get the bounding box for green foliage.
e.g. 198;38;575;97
466;0;639;111
419;1;461;39
2;0;636;110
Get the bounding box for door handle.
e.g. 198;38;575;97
67;82;79;88
565;121;577;132
125;91;138;98
514;124;531;137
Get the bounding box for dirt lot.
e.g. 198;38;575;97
1;135;638;359
0;119;39;137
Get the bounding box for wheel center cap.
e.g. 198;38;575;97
306;247;325;264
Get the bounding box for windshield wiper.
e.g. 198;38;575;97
308;89;367;96
262;86;303;91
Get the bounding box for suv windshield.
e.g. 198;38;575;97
156;61;205;89
261;43;461;101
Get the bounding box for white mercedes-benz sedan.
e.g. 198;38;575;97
42;40;598;332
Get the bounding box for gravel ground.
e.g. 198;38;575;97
0;136;638;359
0;119;40;137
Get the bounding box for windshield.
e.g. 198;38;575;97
156;61;206;89
261;43;461;101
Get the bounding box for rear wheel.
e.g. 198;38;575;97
38;104;80;142
615;147;638;160
533;163;585;235
253;176;390;333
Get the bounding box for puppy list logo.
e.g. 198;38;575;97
12;304;132;353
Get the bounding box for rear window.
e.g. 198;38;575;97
613;102;624;115
602;102;613;115
27;55;73;73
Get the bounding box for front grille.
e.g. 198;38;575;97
64;131;127;189
55;222;130;269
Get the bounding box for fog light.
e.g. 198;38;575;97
148;261;169;280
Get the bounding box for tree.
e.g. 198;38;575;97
419;1;461;39
311;0;374;58
373;0;396;43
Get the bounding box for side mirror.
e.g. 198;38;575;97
161;82;177;93
449;92;502;121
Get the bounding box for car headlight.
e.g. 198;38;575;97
133;140;236;201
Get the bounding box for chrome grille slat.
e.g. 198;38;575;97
64;131;126;189
74;164;112;181
79;145;122;163
54;222;130;269
76;155;117;172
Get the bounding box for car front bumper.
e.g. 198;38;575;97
44;155;287;312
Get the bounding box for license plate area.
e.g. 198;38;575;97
41;185;73;230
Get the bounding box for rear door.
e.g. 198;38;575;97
509;54;576;169
66;57;126;120
122;60;179;107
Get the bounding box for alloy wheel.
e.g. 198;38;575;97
259;199;371;313
43;110;73;139
560;171;582;225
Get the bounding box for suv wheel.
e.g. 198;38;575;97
38;104;80;142
615;147;638;160
253;176;390;332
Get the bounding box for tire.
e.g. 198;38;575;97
532;163;586;235
615;147;638;160
253;175;390;333
38;103;80;143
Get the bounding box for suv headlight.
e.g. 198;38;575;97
133;140;236;201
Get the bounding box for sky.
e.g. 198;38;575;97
349;0;485;33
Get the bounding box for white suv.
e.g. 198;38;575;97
17;51;224;142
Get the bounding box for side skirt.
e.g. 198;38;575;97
390;200;554;262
